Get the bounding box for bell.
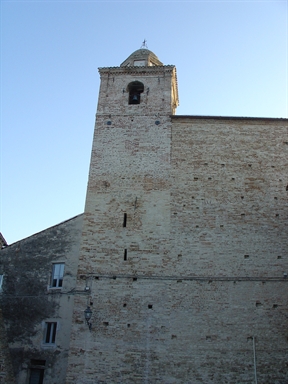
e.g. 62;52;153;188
132;94;138;102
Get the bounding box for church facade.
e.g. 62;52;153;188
1;48;288;383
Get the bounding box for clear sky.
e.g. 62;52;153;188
1;0;287;245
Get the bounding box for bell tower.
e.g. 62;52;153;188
67;48;178;382
78;47;178;277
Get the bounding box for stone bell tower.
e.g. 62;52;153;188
66;48;179;382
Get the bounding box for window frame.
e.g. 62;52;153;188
43;321;57;346
29;368;44;384
50;263;64;289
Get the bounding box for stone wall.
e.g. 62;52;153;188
0;308;15;384
67;111;288;383
170;116;288;278
0;214;83;384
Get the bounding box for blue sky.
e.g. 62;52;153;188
1;0;287;244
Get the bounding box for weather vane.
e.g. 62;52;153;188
140;39;148;49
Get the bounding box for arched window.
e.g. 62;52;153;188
127;81;144;105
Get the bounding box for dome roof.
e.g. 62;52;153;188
120;49;163;67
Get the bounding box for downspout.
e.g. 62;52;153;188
252;336;258;384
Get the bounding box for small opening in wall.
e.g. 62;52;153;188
241;196;244;199
124;249;127;261
274;197;278;200
148;304;153;309
123;213;127;227
248;164;252;167
277;256;282;259
231;178;235;180
244;255;249;259
123;303;127;307
112;276;117;280
286;185;288;191
103;322;109;326
273;304;278;309
127;324;130;327
133;277;137;281
128;81;144;104
275;214;279;217
255;301;263;307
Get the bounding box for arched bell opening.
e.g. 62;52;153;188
127;81;144;105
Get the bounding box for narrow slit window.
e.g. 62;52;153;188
124;249;127;261
123;213;127;227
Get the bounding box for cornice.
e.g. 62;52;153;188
98;65;176;76
171;115;288;122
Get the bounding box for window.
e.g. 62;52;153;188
0;275;3;291
29;360;45;384
29;369;44;384
134;60;145;66
50;263;64;288
44;322;57;344
128;81;144;104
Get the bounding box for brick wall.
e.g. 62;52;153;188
66;63;288;383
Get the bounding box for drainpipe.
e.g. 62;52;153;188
252;336;258;384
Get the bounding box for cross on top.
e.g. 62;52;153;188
141;39;148;49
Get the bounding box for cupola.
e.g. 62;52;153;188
120;48;163;67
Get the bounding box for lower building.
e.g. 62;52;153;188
0;215;82;384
